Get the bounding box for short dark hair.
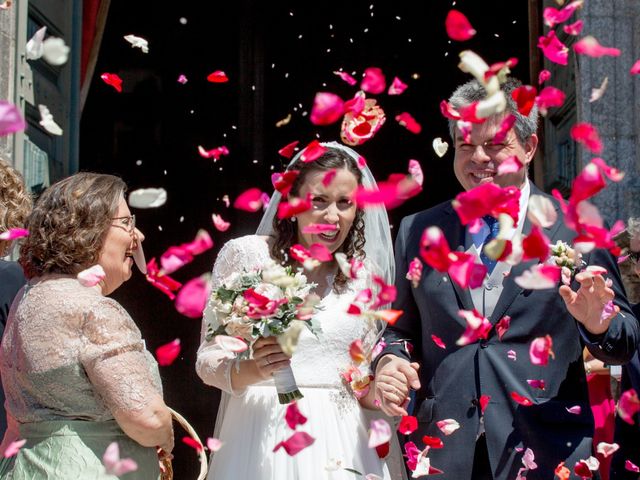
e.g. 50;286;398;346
269;146;365;293
20;173;126;278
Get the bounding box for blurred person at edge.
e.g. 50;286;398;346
0;159;32;439
0;173;173;479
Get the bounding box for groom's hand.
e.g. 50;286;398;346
374;355;420;417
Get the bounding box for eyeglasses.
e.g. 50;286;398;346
457;140;508;154
111;214;136;233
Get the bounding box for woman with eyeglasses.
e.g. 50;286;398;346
0;173;173;479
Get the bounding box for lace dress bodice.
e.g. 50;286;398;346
0;276;163;423
196;235;376;394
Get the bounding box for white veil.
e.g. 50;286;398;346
256;140;395;285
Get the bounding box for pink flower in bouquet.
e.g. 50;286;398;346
340;96;386;146
243;285;286;319
341;365;372;398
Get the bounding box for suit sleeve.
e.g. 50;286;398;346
372;216;423;370
581;246;639;364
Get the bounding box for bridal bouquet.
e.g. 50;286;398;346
547;240;585;285
205;260;320;404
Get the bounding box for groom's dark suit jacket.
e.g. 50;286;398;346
379;184;639;480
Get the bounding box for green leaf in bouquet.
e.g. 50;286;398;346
215;286;237;304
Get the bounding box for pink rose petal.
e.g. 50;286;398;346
368;418;392;448
278;140;299;159
456;309;492;346
198;145;229;161
388;77;408;95
398;415;418;435
77;265;106;287
206;437;223;452
234;188;264;212
566;405;582;415
177;74;188;84
496;316;511;341
0;100;26;136
406;257;423;288
618;389;640;424
538;69;551;85
396;112;422;134
625;460;640;473
543;0;583;28
285;402;308;429
508;350;517;361
212;213;230;232
156;339;181;366
497;155;524;176
334;70;357;85
214;335;248;353
538;30;569;65
527;379;546;390
571;122;603;154
431;334;446;349
511;391;533;406
175;274;211;319
529;335;554;366
310;92;344;125
536;86;566;116
436;418;460;435
596;442;619;458
408;160;424;186
360;67;386;94
493;114;517;144
300;140;327;163
563;20;584;36
515;264;561;290
102;442;138;476
3;439;26;458
445;9;476;41
0;228;29;241
322;169;337;187
574;36;621;58
631;59;640;75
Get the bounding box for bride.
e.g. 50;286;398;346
196;141;402;479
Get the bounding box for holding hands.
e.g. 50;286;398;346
374;355;420;417
252;336;291;380
559;271;619;335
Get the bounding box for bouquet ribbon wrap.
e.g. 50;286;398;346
273;364;303;404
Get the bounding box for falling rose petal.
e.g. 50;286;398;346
0;100;26;136
182;436;203;452
302;223;338;234
625;460;640;473
618;389;640;424
422;436;444;449
508;350;517;361
485;57;518;83
574;459;594;478
101;73;123;92
77;265;106;287
374;309;403;325
596;442;619;458
0;228;29;241
300;140;328;163
102;442;138;476
357;155;367;169
177;74;188;84
600;300;616;323
571;122;603;154
234;188;264;212
536;86;566;116
537;30;569;65
631;59;640;75
496;316;511;341
398;416;418;435
175;274;211;319
522;225;551;262
566;405;582;415
529;335;555;366
479;395;491;414
38;104;63;136
436;419;460;436
206;70;229;83
555;462;571;480
445;9;476;41
515;264;561;290
206;437;223;452
563;20;584;36
591;157;625;182
123;34;149;53
497;155;524;176
543;0;583;28
344;91;366;116
128;188;167;208
527;195;558;228
368;419;392;448
538;69;551;85
492;115;517;144
25;26;46;60
452;182;521;225
360;67;386;95
512;86;538;116
432;137;449;157
285;402;308;429
156;339;181;366
3;439;26;458
42;38;70;67
214;335;248;353
341;97;386;146
527;379;546;390
211;213;230;232
145;258;182;300
334;70;357;86
271;170;299;198
388;77;408;95
349;339;366;364
522;448;538;470
321;169;337;187
406;257;423;288
408;160;424;186
222;195;230;208
511;392;533;406
430;334;446;349
274;431;315;456
574;36;621;58
457;120;472;143
198;145;229;161
310;92;345;125
395;112;421;134
456;309;492;346
278;140;299;159
277;196;312;220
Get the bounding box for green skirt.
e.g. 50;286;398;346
0;419;160;479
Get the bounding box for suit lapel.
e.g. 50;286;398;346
489;184;563;324
440;203;475;312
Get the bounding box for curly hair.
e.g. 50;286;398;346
20;173;126;279
0;159;32;256
269;147;366;293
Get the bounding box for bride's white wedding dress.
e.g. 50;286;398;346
196;235;402;479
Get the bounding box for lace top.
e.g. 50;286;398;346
0;276;163;423
196;235;378;395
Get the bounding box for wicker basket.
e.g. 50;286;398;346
160;408;208;480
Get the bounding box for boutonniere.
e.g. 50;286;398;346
547;240;585;285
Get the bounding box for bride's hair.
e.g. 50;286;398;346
269;147;366;293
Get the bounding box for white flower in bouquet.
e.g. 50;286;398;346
547;240;585;285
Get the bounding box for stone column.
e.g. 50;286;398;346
0;4;17;166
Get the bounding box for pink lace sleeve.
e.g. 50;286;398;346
80;297;163;413
196;236;270;396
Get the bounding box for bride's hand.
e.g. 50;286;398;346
252;337;291;380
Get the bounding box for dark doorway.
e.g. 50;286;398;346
80;1;531;476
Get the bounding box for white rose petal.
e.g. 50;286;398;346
38;104;63;136
123;34;149;53
26;26;47;60
128;188;167;208
432;137;449;157
42;37;69;66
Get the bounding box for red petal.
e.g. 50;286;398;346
574;36;621;58
206;70;229;83
570;122;603;154
538;69;551;85
511;85;538;116
182;436;203;452
445;9;476;41
278;140;299;159
100;73;123;92
573;460;593;478
563;20;583;36
522;225;551;262
175;275;210;319
431;334;446;349
273;431;315;456
277;196;312;219
377;309;403;325
271;170;299;197
310;92;345;125
537;31;569;65
395;112;422;134
398;416;418;435
285;402;308;429
493;115;517;144
300;140;327;163
233;188;264;212
496;316;511;341
360;67;386;94
422;436;444;449
479;395;491;413
631;59;640;75
375;441;390;459
156;339;181;366
536;86;566;115
511;391;533;406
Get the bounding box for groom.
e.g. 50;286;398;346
373;77;639;479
